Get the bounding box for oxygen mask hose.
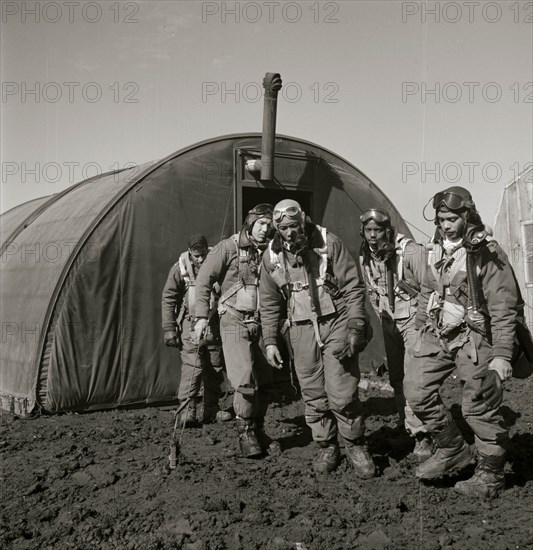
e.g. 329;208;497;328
385;260;395;313
466;250;483;324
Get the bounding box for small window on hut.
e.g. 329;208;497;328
522;221;533;286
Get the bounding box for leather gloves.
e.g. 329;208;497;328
334;319;370;360
473;369;503;409
349;318;372;353
164;330;182;350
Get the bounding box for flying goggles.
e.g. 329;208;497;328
273;205;302;223
360;209;391;225
432;191;473;211
248;203;274;217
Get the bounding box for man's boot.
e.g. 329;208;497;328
256;417;281;456
416;422;475;479
313;441;341;474
203;373;225;423
216;410;233;422
412;433;434;463
202;393;220;424
454;454;506;498
255;417;271;451
177;400;198;428
394;391;407;429
344;439;376;479
235;418;263;458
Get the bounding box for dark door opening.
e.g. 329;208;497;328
238;185;311;400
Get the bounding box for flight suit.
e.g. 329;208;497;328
261;223;367;445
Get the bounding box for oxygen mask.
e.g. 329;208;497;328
284;226;307;255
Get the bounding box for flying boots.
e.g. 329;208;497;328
313;441;341;474
416;422;475;479
177;399;198;428
412;433;434;463
454;453;506;498
202;369;226;423
215;411;233;422
235;418;263;458
394;392;407;429
202;390;220;424
255;417;271;451
255;417;282;456
216;410;233;422
344;438;376;479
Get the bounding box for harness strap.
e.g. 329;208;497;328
177;252;196;326
395;235;414;282
176;303;187;329
219;235;260;310
178;249;218;321
220;302;259;321
178;251;196;286
267;227;329;347
218;282;244;307
361;262;387;296
361;239;418;303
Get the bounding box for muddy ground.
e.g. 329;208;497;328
1;373;532;550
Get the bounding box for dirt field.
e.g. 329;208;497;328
1;373;532;550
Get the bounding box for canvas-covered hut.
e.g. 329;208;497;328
0;133;412;416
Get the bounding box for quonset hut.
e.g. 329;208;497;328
0;133;412;416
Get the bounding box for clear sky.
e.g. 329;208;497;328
1;1;532;239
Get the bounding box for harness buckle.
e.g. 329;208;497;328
243;317;260;325
290;281;308;292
